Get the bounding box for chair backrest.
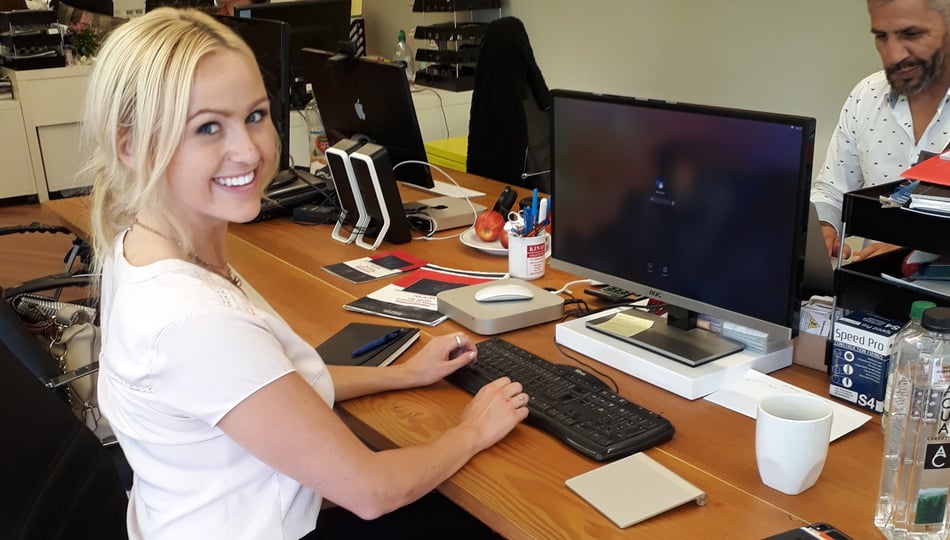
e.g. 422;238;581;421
0;339;128;539
467;16;551;193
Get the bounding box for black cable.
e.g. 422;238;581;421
553;342;620;394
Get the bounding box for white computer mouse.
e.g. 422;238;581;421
474;284;535;303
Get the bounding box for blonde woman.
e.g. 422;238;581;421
81;8;528;539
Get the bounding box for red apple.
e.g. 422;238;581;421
474;210;505;242
499;228;509;249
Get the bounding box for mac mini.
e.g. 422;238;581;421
436;279;564;335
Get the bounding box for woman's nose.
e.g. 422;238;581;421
228;126;261;164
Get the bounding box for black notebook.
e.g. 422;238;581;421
316;323;420;367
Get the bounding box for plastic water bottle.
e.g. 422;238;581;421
883;300;938;433
302;83;328;169
393;29;414;83
876;306;950;539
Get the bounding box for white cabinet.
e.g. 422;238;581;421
2;65;91;201
0;100;35;199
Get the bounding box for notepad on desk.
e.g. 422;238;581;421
316;323;420;367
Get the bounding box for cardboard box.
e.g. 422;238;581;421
112;0;145;18
829;311;902;413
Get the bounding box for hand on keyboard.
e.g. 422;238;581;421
447;338;675;461
458;376;530;452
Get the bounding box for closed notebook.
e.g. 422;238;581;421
316;323;420;367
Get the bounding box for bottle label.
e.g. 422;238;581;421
914;386;950;529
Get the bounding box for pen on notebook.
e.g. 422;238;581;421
351;329;404;357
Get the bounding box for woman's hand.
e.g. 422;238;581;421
397;333;477;387
457;376;530;452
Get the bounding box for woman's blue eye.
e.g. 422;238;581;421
198;122;220;135
247;109;267;124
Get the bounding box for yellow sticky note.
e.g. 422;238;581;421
592;312;654;337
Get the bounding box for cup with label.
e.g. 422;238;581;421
508;232;550;280
755;393;833;495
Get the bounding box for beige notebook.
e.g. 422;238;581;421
565;452;706;528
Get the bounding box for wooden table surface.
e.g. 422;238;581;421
45;172;883;539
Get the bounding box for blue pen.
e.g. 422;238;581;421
351;329;404;357
530;189;539;229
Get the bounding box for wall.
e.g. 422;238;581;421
362;0;882;179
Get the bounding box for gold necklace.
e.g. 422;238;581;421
132;219;242;288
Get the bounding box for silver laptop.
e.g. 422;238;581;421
802;202;836;295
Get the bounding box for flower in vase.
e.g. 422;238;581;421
68;15;103;59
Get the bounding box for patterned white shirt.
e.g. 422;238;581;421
810;70;950;233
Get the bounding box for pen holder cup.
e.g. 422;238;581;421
508;233;550;280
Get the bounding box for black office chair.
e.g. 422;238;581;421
0;336;129;539
0;276;134;486
467;16;551;193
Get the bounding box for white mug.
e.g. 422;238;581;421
507;232;549;280
755;393;833;495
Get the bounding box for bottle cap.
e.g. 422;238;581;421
398;29;406;42
910;300;938;321
921;306;950;333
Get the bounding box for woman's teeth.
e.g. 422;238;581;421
214;172;254;187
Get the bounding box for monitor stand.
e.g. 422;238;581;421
584;307;744;367
555;309;794;400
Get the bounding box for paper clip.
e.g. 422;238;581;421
881;180;919;207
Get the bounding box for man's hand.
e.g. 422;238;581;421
852;242;900;262
821;222;851;259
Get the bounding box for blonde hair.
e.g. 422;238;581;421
80;7;276;275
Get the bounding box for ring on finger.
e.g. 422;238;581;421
455;335;462;348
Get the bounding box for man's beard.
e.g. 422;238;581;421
886;48;944;96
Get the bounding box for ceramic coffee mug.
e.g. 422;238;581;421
507;232;549;280
755;393;833;495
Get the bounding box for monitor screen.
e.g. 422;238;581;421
214;14;291;171
550;90;815;346
236;0;351;109
300;48;433;188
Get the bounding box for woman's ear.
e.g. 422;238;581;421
118;133;135;169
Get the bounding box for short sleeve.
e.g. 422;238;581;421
151;308;295;425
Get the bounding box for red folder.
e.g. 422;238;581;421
902;153;950;186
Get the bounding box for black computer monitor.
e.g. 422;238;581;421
550;89;815;363
235;0;351;109
300;48;433;189
213;14;291;172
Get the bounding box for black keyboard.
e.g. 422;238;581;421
447;337;675;462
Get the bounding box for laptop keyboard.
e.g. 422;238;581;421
447;337;675;462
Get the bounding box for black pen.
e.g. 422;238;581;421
351;329;404;357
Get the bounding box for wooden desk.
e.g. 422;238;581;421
44;176;882;539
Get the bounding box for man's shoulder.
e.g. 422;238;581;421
848;70;889;98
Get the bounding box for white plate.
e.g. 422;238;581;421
459;228;508;256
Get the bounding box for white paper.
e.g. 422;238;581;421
703;369;871;442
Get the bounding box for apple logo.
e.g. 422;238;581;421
354;98;366;120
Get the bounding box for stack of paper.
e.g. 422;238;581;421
344;264;507;326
